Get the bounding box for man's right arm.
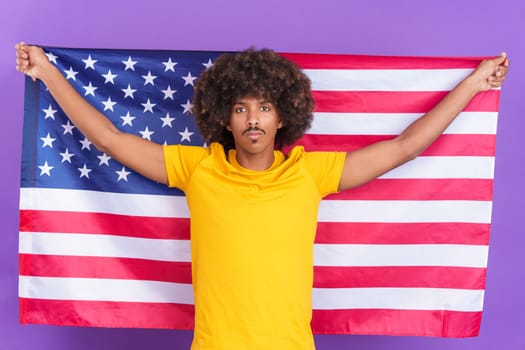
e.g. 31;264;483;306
15;42;168;185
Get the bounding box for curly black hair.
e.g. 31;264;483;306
192;48;315;151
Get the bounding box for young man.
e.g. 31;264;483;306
15;43;508;350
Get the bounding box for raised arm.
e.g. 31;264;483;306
338;53;509;191
15;42;168;185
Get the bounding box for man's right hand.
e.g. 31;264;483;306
15;42;53;81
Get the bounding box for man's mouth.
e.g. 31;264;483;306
242;127;265;141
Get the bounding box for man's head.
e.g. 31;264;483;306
192;48;314;150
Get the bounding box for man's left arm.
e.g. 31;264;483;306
338;53;509;192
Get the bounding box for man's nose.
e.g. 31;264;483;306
246;110;260;126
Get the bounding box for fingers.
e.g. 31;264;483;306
487;52;509;88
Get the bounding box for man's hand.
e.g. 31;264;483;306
15;42;52;82
468;52;509;92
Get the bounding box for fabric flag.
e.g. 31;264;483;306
18;47;500;337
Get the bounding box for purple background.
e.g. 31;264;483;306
1;0;523;349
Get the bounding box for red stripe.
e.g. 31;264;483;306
326;178;493;200
19;298;194;329
19;210;190;239
20;210;491;245
315;222;490;245
281;52;483;70
19;298;481;337
295;134;496;156
19;254;485;290
311;309;481;337
313;266;486;289
312;90;500;113
19;254;192;283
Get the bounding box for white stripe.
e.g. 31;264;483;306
18;276;482;311
19;232;487;268
306;68;473;91
20;188;493;222
312;287;484;312
18;276;194;304
314;244;488;268
19;187;189;217
309;112;498;135
319;200;492;223
19;232;191;262
380;156;495;179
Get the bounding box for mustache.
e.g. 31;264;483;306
242;126;266;135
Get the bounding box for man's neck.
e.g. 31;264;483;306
234;149;275;171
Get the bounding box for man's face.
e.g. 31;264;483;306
227;96;282;156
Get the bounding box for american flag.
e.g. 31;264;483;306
19;47;499;337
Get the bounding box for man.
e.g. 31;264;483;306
15;43;508;350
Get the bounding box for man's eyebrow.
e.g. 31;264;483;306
233;99;273;105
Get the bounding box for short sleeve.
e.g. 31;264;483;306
163;145;210;191
303;151;346;197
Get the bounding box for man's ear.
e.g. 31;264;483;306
277;120;283;129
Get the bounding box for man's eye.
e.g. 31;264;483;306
235;107;245;113
261;105;270;111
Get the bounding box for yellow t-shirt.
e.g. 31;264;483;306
164;142;345;350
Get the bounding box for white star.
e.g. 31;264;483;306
181;99;193;114
61;120;76;135
120;112;136;126
179;127;194;142
45;52;58;64
182;72;197;86
59;148;75;163
141;99;156;113
160;113;175;127
42;105;58;120
82;55;97;70
97;153;112;166
83;82;98;96
64;66;79;81
38;161;54;176
41;133;56;148
142;71;157;86
116;166;131;182
202;58;214;70
162;58;177;72
121;84;136;99
79;137;92;150
78;164;92;178
122;56;138;71
161;85;176;100
139;126;155;140
102;96;117;111
102;69;118;84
